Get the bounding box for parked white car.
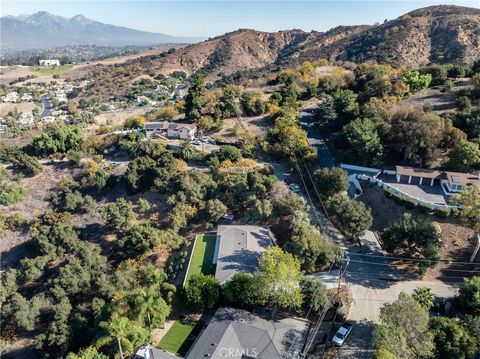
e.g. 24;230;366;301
289;183;301;193
332;323;353;346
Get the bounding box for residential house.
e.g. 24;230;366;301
2;91;19;103
214;225;273;284
186;307;308;359
167;123;197;140
18;112;34;126
133;346;177;359
0;124;7;134
144;121;169;138
144;121;197;140
395;166;480;195
39;59;61;67
20;93;33;102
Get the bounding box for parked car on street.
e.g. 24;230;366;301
331;323;353;346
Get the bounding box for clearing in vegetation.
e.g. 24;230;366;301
158;320;203;356
185;234;217;282
29;64;74;76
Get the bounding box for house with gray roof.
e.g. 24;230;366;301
186;307;308;359
214;225;273;285
134;346;178;359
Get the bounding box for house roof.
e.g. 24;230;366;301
167;123;197;131
396;166;480;187
144;121;169;130
445;171;480;187
214;225;273;284
134;346;178;359
396;166;445;180
186;307;308;359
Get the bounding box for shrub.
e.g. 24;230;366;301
434;207;451;219
0;182;27;205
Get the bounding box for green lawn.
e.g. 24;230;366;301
29;65;74;76
159;320;203;356
185;235;217;283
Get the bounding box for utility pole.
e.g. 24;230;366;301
300;251;349;358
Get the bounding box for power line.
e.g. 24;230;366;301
292;155;325;227
344;270;469;281
345;258;480;273
348;251;480;266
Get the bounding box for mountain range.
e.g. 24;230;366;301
0;11;204;51
136;5;480;77
2;5;480;72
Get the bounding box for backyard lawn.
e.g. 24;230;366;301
158;320;203;356
185;235;217;283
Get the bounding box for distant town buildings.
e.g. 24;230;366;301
39;59;61;67
19;111;34;126
20;93;33;102
2;91;19;103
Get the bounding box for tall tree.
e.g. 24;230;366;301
257;246;303;311
447;140;480;171
458;276;480;315
344;118;383;166
98;313;134;359
373;292;434;358
185;75;206;120
313;167;349;199
326;194;372;239
430;317;478;359
452;187;480;262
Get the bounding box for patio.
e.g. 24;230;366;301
379;173;450;206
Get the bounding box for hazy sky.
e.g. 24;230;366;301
2;1;480;37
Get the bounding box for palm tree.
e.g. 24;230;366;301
138;287;170;328
97;313;134;359
180;141;197;161
412;287;434;309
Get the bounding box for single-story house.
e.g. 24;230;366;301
214;225;273;284
396;166;480;195
167;123;197;140
144;121;169;138
39;59;60;67
186;307;309;359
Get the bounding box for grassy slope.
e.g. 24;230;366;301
29;65;74;76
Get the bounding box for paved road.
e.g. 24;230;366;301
40;95;52;118
296;106;458;358
299;110;335;168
